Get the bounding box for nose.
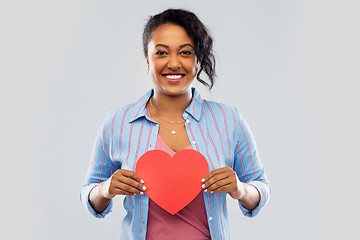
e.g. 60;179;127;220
167;55;181;70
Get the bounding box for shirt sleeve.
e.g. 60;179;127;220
80;111;118;218
80;183;113;218
232;107;271;217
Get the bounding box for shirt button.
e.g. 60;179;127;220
192;140;196;145
186;119;190;123
208;216;213;221
184;113;188;117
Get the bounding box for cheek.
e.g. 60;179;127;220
179;55;194;68
150;59;166;74
186;61;197;75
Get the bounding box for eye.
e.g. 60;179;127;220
180;50;192;55
155;51;167;55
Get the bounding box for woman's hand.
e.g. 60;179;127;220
89;169;145;213
201;167;242;199
99;169;146;199
201;167;261;210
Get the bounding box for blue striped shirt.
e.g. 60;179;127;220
80;88;270;240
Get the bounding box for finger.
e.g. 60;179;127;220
111;187;134;196
202;172;231;190
115;182;144;196
202;167;230;183
119;169;144;183
210;183;233;194
117;175;146;192
205;178;233;193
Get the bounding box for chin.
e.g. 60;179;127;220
161;85;190;97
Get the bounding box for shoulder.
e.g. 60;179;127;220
202;99;238;119
103;103;140;128
200;99;252;138
200;99;240;135
110;103;135;117
103;89;153;125
103;104;132;124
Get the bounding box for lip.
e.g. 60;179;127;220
161;72;186;84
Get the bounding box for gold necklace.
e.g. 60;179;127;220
158;120;185;135
148;98;185;135
149;98;185;124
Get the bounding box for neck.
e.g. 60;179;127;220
151;89;192;115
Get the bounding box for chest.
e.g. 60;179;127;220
109;115;235;171
152;116;191;152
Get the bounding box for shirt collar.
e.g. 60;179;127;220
129;87;203;123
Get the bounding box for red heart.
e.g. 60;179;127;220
136;149;209;215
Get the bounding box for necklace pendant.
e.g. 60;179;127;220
171;130;176;135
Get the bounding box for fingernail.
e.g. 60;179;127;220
143;186;146;191
140;191;144;195
202;184;205;188
141;179;144;184
204;189;208;193
201;178;205;182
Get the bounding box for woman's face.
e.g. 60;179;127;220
146;23;197;97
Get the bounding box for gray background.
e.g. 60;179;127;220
1;0;359;239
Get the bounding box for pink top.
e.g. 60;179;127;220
145;134;211;240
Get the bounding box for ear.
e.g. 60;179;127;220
145;54;149;66
145;54;150;73
196;60;200;73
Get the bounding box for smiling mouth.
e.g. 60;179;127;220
161;74;186;80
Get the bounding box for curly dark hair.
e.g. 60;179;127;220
142;8;216;89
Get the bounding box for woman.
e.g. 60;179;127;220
81;8;270;240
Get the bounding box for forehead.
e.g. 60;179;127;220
149;23;194;46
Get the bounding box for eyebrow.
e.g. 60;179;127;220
154;43;194;49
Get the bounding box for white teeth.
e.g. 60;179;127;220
164;75;183;79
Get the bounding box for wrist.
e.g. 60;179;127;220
99;180;114;200
230;179;245;200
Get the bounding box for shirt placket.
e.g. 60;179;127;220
183;112;217;240
140;119;159;240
